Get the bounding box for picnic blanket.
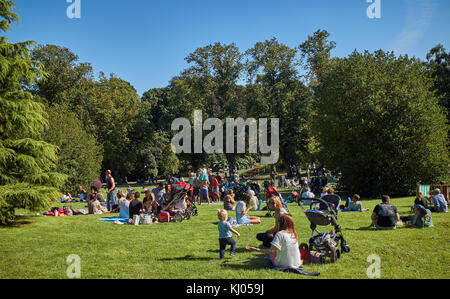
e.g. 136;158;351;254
264;260;320;276
99;217;128;223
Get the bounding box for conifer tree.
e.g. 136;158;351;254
0;0;67;223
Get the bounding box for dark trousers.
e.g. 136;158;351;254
219;237;236;258
256;232;274;248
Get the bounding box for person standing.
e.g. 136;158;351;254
105;169;117;212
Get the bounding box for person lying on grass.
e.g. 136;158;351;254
236;193;261;225
256;196;288;247
400;204;433;229
218;209;240;259
246;214;303;269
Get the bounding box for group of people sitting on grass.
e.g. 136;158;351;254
217;187;447;268
369;188;449;230
218;195;302;270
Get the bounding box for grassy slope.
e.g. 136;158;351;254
0;185;449;279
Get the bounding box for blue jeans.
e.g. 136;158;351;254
219;237;236;259
107;190;117;211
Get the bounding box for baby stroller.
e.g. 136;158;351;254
297;198;350;263
262;181;289;217
161;182;198;223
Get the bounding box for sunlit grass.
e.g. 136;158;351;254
1;186;449;279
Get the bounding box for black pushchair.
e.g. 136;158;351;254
162;182;198;222
297;197;350;263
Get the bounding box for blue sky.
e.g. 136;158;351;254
6;0;450;96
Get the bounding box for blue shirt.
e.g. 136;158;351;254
218;220;232;239
152;187;166;204
432;194;448;212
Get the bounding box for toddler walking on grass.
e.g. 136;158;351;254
217;209;240;259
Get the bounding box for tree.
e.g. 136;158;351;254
159;144;179;176
245;38;312;166
183;42;245;119
44;104;103;195
426;44;450;144
0;0;66;223
312;50;449;197
299;29;336;86
30;44;93;107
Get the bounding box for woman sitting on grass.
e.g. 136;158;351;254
111;191;125;213
414;191;429;209
143;190;156;214
256;196;288;247
119;192;132;219
246;214;302;269
88;193;106;215
236;193;261;225
223;189;236;211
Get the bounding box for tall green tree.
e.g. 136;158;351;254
299;29;336;86
183;42;245;119
30;44;93;107
426;44;450;144
0;0;66;223
44;104;103;194
245;38;312;166
312;50;449;197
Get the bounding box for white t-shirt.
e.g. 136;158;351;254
271;230;302;269
236;201;246;217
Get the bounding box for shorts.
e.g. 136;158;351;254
199;188;209;199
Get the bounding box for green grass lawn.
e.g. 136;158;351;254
1;187;449;279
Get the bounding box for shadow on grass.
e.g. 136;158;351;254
207;248;250;254
0;216;34;229
346;226;378;231
158;255;217;262
220;255;267;270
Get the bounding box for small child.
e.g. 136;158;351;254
217;209;240;259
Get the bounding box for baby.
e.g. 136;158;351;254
217;209;240;259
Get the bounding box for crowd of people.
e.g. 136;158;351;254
56;164;448;271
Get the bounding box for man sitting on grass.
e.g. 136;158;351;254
370;195;400;230
430;189;448;213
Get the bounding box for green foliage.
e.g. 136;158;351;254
43;104;103;194
426;44;450;145
299;29;336;85
312;50;450;197
30;44;93;106
0;0;66;223
245;38;312;165
159;144;179;175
